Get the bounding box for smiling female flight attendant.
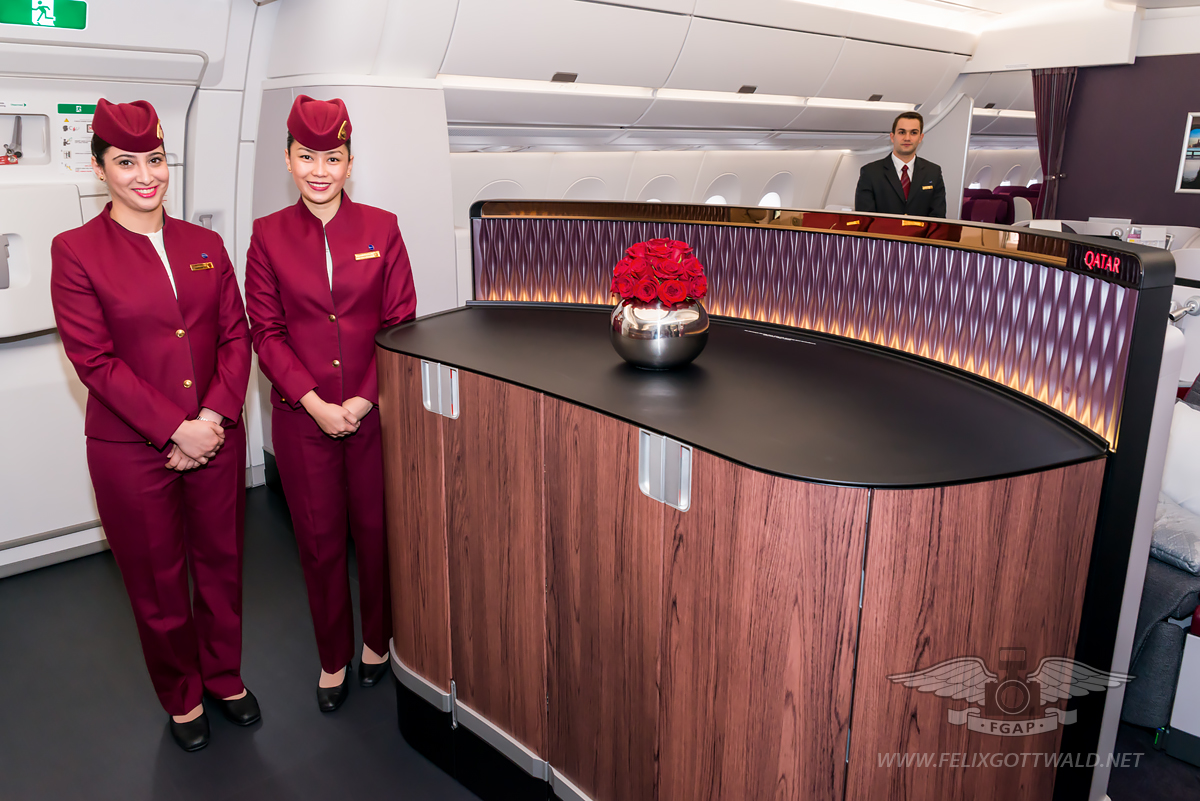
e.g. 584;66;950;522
50;100;258;752
244;95;417;712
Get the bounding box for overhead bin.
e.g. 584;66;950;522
0;42;205;84
664;18;842;97
448;126;625;151
589;0;696;12
610;128;774;149
971;71;1033;113
440;0;689;87
442;80;654;127
819;40;967;108
787;104;906;134
692;0;977;56
637;93;803;130
971;112;1037;137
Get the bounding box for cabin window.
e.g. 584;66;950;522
969;165;993;190
702;173;740;206
759;192;782;208
1001;165;1022;187
638;175;681;204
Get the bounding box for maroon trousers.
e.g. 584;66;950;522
87;425;246;716
272;406;390;673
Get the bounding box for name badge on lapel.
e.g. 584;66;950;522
189;262;215;271
355;250;382;261
922;185;934;190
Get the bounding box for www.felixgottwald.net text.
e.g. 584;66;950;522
877;752;1144;769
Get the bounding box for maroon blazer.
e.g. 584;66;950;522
244;194;417;410
50;204;253;449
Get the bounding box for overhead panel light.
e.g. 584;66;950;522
738;85;757;94
656;87;806;107
805;97;916;112
551;72;578;83
973;108;1036;119
868;94;884;102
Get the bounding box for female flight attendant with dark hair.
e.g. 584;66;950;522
50;99;258;751
244;95;417;712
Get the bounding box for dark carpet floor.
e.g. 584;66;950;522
0;486;478;801
2;486;1199;800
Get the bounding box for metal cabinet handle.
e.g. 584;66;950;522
420;360;459;419
638;429;691;512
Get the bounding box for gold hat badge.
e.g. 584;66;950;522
337;121;348;141
156;121;163;139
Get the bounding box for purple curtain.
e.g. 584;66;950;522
1032;67;1078;219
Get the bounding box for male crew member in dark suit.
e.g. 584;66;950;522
855;111;946;218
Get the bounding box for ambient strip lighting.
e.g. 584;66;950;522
804;96;918;112
437;74;916;113
437;74;655;99
972;108;1037;119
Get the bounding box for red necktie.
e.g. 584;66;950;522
901;164;911;200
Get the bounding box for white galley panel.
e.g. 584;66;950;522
440;0;689;87
819;40;967;107
664;18;843;97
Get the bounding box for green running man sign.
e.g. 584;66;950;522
0;0;87;30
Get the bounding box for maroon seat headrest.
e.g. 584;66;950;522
969;199;1006;224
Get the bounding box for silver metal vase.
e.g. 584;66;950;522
610;298;709;370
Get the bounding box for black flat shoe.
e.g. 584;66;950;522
169;711;210;752
208;689;261;726
359;658;389;688
316;667;350;713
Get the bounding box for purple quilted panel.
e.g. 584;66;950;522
473;218;1136;445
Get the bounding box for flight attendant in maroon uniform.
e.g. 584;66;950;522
244;95;416;712
50;99;259;751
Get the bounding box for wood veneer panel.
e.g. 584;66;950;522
444;369;546;756
544;399;665;801
657;449;870;801
378;351;452;691
845;459;1107;801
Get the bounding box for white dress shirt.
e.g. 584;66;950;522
892;152;917;184
144;228;177;299
323;226;333;290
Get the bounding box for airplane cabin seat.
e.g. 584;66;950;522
1123;375;1200;730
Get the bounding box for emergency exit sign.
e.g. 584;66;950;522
0;1;87;30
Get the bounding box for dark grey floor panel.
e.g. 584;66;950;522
0;487;478;801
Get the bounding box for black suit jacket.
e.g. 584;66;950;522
854;155;947;219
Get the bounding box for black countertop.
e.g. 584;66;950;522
376;305;1106;488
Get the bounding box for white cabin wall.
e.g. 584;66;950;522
915;95;973;220
1137;7;1200;58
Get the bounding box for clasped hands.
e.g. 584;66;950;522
166;409;225;472
301;391;373;439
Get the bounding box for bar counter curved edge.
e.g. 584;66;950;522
374;201;1174;801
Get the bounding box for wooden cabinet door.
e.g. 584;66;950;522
846;460;1106;801
443;369;547;757
378;351;452;692
544;398;665;801
657;449;870;801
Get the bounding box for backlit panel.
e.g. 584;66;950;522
473;217;1136;446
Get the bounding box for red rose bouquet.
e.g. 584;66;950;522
610;239;708;306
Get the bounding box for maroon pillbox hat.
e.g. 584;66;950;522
92;99;163;153
287;95;352;151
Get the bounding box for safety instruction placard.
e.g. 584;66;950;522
59;103;94;174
